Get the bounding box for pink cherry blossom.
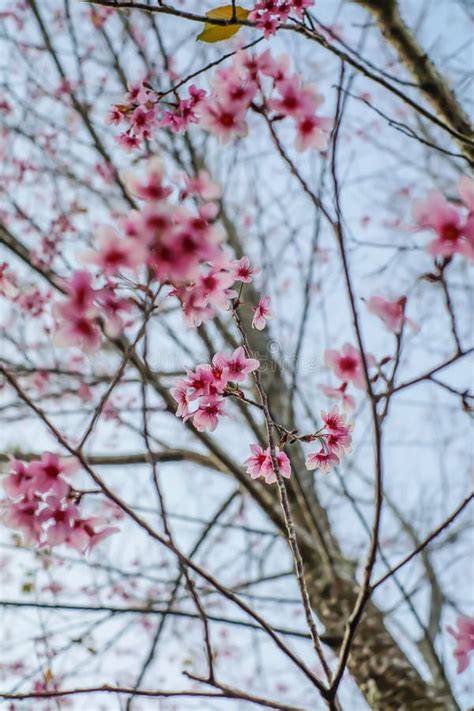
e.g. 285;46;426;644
262;448;291;484
53;303;102;352
250;1;314;34
231;256;260;283
124;157;173;201
252;296;272;330
244;444;269;479
295;113;332;152
29;452;78;498
192;395;226;432
305;449;339;473
185;364;219;400
244;444;291;483
413;190;474;260
66;517;119;554
194;267;236;309
269;78;318;119
322;407;352;455
213;346;260;383
81;226;146;275
171;381;190;419
160;84;206;134
447;616;474;674
288;0;314;17
115;132;141;151
3;458;35;499
38;496;80;546
53;271;104;351
365;295;419;334
199;100;248;143
2;496;43;544
325;343;375;390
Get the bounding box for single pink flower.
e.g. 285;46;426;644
115;132;141;151
29;453;78;498
232;256;260;284
66;517;119;554
2;496;43;544
125;157;173;202
3;458;35;499
262;448;291;484
305;448;339;473
82;226;146;275
269;78;318;119
192;395;226;432
447;616;474;674
252;296;272;330
244;444;269;479
199;100;248;143
38;496;80;547
213;346;260;383
413;190;473;260
185;364;220;400
325;343;375;390
171;380;190;419
295;113;332;152
366;295;419;334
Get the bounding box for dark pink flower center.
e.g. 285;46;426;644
441;223;460;241
339;356;357;374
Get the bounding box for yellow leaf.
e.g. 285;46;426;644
197;5;249;43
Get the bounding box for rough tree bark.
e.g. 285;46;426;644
353;0;474;165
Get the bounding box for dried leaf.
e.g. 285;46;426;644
197;5;249;43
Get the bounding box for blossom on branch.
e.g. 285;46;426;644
252;296;272;330
172;347;260;432
244;444;291;483
447;616;474;674
325;342;375;390
413;177;474;260
1;456;118;553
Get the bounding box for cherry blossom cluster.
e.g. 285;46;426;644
199;49;332;152
365;295;419;334
172;347;260;431
108;82;206;150
51;159;270;348
108;49;331;153
1;454;118;553
53;270;133;351
250;0;314;37
244;405;352;479
304;407;352;473
413;175;474;260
